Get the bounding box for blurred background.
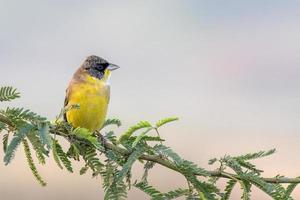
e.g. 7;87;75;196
1;0;300;199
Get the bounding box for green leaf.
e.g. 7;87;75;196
67;144;80;161
134;182;165;200
242;173;274;197
222;156;243;174
80;165;89;175
52;139;73;172
141;161;155;184
155;117;179;128
0;121;6;132
72;127;103;150
164;188;190;199
140;136;164;142
221;180;237;200
208;158;217;165
3;133;9;153
154;144;209;176
132;127;152;148
101;161;116;189
103;162;128;200
236;159;262;173
186;175;218;200
102;118;122;129
22;139;47;186
221;157;253;200
4;123;33;165
6;107;46;122
283;182;299;200
105;150;125;166
37;122;52;149
27;132;48;165
234;149;276;161
116;146;145;182
1;107;46;126
105;131;117;144
104;180;127;200
52;139;63;169
0;86;20;102
240;180;251;200
271;184;287;200
154;144;182;164
180;160;210;177
82;147;103;176
118;121;152;143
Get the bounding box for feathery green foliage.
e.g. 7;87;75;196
104;179;128;200
283;182;298;200
164;188;190;199
82;147;103;176
154;144;209;176
186;173;219;200
101;161;128;200
72;127;103;150
105;131;118;144
4;123;33;165
101;161;116;190
118;120;152;143
27;132;48;164
52;139;63;169
0;121;5;132
269;184;288;200
52;139;73;172
155;117;179;128
241;172;274;198
67;144;80;161
116;146;145;182
154;144;182;164
79;165;89;175
234;149;276;161
134;182;165;200
241;181;251;200
0;86;20;102
2;133;9;153
102;118;122;129
0;107;46;128
221;179;237;200
131;127;152;148
37;122;51;149
22;139;47;186
0;86;299;200
141;161;155;184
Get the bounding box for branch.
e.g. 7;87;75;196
0;113;299;185
2;111;300;200
100;134;300;184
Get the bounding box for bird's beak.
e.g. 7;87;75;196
107;63;120;71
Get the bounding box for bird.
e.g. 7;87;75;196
64;55;119;132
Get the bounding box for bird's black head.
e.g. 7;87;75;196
83;55;119;80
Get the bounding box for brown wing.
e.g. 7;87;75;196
63;87;70;122
63;67;84;122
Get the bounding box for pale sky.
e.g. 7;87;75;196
1;1;300;199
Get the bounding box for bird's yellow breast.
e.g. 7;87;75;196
66;74;110;132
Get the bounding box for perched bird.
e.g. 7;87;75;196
64;55;119;132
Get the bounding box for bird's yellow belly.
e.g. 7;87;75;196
66;82;109;132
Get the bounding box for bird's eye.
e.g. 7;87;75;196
95;64;104;71
95;63;109;71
